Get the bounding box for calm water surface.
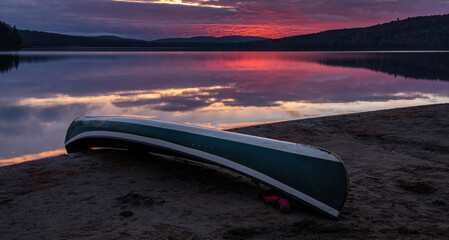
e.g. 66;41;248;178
1;51;449;166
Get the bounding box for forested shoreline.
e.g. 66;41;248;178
2;14;449;50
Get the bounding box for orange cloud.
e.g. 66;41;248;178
111;0;234;9
0;149;67;167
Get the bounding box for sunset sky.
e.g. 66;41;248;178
1;0;448;40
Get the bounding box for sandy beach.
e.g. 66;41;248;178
0;104;448;239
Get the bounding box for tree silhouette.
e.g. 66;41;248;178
0;54;19;73
0;21;22;50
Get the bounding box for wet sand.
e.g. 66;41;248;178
0;104;448;239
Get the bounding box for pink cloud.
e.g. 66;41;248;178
1;0;448;39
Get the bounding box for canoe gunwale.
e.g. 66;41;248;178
65;117;349;219
68;117;340;162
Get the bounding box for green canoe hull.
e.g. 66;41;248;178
65;117;349;218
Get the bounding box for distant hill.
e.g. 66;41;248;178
244;14;449;50
152;36;269;43
18;30;151;48
18;30;267;48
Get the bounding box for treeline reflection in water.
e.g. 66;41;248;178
308;52;449;82
0;51;448;164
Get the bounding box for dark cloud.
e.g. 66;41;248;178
0;100;96;158
1;0;447;39
0;104;30;122
308;14;352;22
112;97;212;111
0;102;93;135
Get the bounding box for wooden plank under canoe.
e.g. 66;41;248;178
65;116;350;218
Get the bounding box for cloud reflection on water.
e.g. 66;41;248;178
0;51;448;164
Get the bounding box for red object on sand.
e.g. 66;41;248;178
263;194;291;213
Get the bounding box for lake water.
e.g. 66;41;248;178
1;51;449;166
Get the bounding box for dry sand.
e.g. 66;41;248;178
0;104;448;239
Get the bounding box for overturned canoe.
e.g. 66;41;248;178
65;116;349;218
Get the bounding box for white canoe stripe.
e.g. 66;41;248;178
74;117;339;162
66;130;340;217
